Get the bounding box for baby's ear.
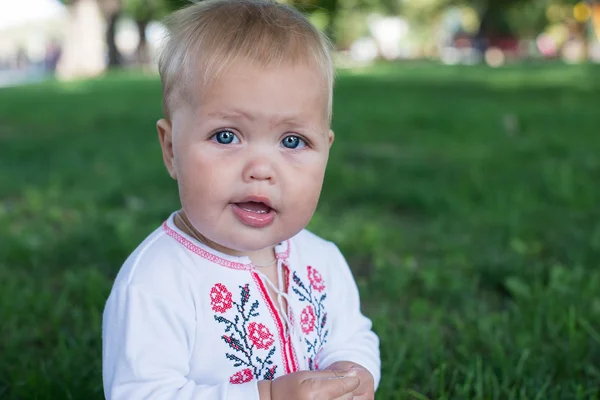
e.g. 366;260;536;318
328;129;335;148
157;119;177;180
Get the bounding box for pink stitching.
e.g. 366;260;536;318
163;222;249;270
163;220;291;270
284;264;300;372
276;240;291;260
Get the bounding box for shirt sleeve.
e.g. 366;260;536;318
316;242;381;390
102;284;260;400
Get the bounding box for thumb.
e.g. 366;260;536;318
312;375;360;398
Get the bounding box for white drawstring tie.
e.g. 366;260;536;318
252;258;293;336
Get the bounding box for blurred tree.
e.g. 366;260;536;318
101;0;124;67
295;0;340;43
429;0;526;44
563;0;597;59
163;0;189;10
506;1;550;38
60;0;123;71
291;0;395;48
123;0;169;64
58;0;182;74
424;0;593;52
460;0;591;34
56;0;106;79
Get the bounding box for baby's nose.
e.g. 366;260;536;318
242;155;276;183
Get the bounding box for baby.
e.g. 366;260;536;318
102;0;380;399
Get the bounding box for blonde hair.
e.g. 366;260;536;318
158;0;335;121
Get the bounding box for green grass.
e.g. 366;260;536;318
1;61;600;399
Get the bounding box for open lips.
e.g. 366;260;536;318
230;198;275;228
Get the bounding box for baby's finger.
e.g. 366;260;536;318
301;368;357;380
330;392;356;400
302;375;360;398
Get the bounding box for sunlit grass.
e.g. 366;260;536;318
1;62;599;399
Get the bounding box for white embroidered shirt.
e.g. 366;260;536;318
102;212;380;399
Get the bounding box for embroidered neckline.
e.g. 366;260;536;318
162;212;290;270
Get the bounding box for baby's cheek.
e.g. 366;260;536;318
293;183;321;211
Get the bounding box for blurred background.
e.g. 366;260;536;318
1;0;600;399
1;0;600;85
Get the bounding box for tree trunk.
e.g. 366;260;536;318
136;19;151;66
56;0;106;80
106;11;122;68
475;3;513;53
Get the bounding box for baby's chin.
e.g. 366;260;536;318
217;233;290;254
213;226;302;255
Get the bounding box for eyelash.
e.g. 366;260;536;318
209;130;311;149
281;135;308;149
210;130;240;145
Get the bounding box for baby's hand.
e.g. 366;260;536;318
324;361;374;400
259;369;360;400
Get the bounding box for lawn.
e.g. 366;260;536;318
1;62;599;399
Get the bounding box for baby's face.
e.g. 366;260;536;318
161;61;333;253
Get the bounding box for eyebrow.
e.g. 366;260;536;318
207;109;255;121
207;109;305;128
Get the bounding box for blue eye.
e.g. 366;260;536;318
281;135;306;149
212;130;239;144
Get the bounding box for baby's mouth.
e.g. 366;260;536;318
234;201;273;214
230;199;276;228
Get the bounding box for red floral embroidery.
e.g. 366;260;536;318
248;322;274;350
291;266;329;370
210;283;233;313
300;306;316;334
230;368;253;384
307;266;325;292
213;284;278;380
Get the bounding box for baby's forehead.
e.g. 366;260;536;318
176;58;330;110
